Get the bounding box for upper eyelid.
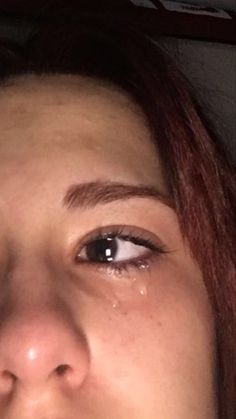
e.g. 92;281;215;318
83;234;154;249
74;227;169;260
74;225;162;249
89;234;159;252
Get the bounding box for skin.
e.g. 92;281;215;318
0;74;217;419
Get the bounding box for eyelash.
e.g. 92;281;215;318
74;226;168;276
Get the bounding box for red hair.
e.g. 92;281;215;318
0;10;235;418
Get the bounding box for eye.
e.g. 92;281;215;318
75;226;167;267
78;236;151;264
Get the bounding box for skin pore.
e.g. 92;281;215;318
0;74;217;419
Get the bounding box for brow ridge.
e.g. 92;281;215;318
63;180;173;209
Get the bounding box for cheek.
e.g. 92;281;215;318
68;259;216;412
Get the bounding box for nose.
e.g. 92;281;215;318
0;307;90;394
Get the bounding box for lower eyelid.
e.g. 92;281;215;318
74;248;162;275
94;252;163;279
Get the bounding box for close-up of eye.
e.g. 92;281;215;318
75;227;167;267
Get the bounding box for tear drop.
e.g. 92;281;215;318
112;299;121;309
136;260;150;271
138;285;148;297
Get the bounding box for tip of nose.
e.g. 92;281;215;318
1;345;91;396
0;311;90;396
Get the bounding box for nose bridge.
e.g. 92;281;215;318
4;256;55;304
0;260;90;396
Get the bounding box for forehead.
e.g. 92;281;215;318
0;74;164;188
0;73;146;130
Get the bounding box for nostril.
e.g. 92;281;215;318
2;370;17;382
0;370;17;394
55;364;71;377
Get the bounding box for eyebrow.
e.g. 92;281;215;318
63;181;173;209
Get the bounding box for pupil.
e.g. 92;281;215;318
86;237;118;262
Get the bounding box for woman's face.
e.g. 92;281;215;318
0;75;217;419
